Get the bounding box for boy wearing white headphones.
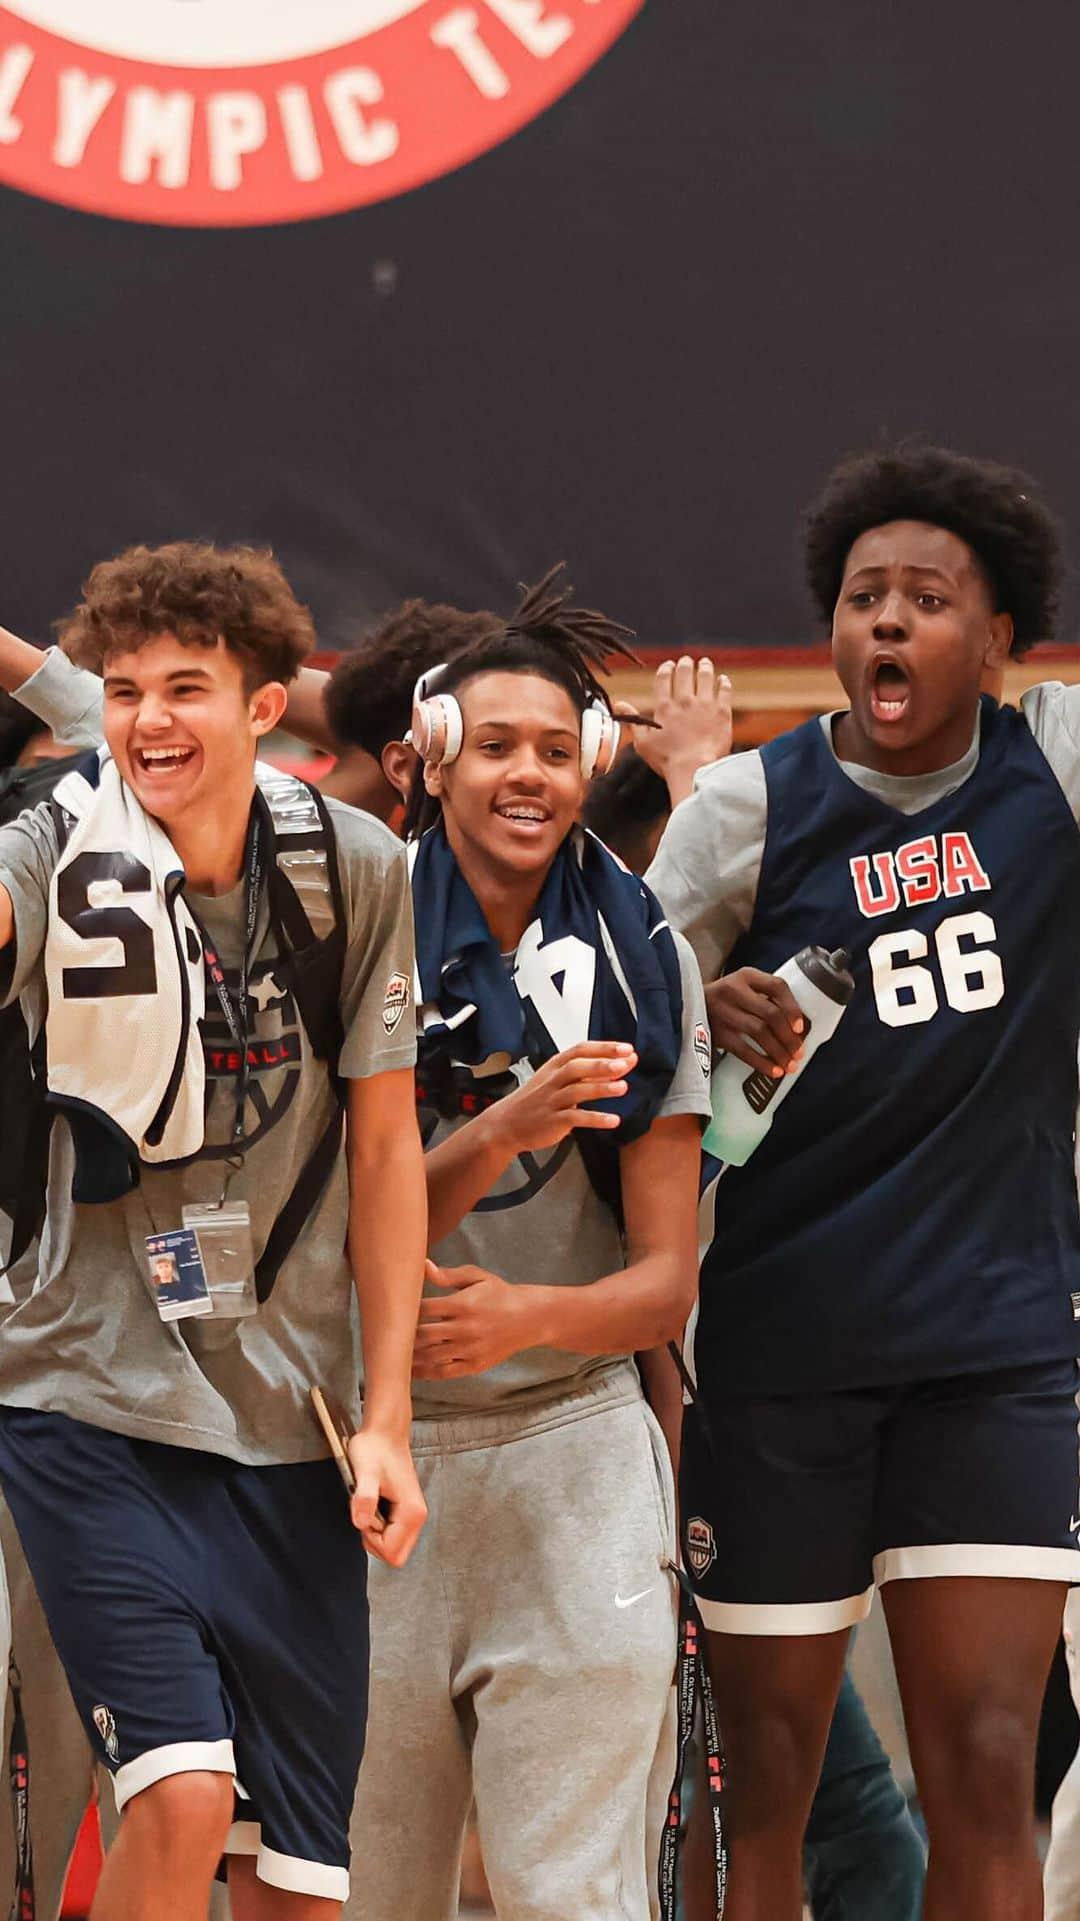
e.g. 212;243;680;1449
344;572;711;1921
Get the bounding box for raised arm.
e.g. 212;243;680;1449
1;631;104;749
636;656;734;808
0;624;46;693
3;628;337;759
646;748;768;982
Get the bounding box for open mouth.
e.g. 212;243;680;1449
869;659;911;724
133;745;198;776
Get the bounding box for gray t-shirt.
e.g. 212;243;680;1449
647;686;1080;973
0;795;417;1465
414;931;712;1417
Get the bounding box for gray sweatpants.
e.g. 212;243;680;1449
346;1373;679;1921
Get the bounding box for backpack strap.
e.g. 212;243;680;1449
257;768;340;942
0;800;78;1284
250;773;348;1300
256;773;346;1066
0;1032;49;1279
254;1103;344;1302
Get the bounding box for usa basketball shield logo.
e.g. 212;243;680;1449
92;1702;120;1763
686;1516;716;1579
0;1;644;226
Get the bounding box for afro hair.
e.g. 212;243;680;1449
804;445;1062;656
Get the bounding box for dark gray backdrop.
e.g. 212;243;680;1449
4;0;1080;650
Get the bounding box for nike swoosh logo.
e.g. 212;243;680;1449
1070;1516;1080;1533
615;1587;655;1610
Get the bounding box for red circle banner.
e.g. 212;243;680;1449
0;0;644;226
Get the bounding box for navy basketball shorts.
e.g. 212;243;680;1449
0;1408;369;1903
679;1359;1080;1635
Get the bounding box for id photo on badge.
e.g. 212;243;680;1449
144;1232;213;1322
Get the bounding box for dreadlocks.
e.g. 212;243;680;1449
438;563;639;708
404;564;643;838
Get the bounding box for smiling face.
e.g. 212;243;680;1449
103;632;285;830
831;520;1013;775
426;670;586;890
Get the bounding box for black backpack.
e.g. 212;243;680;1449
0;754;87;1267
0;763;348;1297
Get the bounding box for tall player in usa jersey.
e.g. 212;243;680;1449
648;446;1080;1921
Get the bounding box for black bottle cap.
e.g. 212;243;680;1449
794;945;855;1005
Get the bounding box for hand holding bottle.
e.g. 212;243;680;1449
704;948;855;1165
704;968;806;1078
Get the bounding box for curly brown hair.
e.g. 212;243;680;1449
59;542;316;690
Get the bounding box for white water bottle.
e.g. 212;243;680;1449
703;946;855;1165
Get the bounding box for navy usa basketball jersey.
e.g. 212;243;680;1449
698;697;1080;1395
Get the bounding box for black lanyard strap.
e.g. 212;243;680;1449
658;1566;727;1921
8;1660;34;1921
188;810;265;1182
658;1336;729;1918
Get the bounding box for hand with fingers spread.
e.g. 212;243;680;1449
636;656;733;806
704;967;806;1078
346;1427;427;1567
413;1260;540;1380
494;1041;638;1155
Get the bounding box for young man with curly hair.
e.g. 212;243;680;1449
648;445;1080;1921
0;543;428;1921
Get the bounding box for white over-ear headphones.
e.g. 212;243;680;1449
578;699;621;779
407;665;621;778
407;664;464;767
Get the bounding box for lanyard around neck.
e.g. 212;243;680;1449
188;808;265;1195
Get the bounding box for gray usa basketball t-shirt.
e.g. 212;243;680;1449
412;931;712;1417
0;795;416;1465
